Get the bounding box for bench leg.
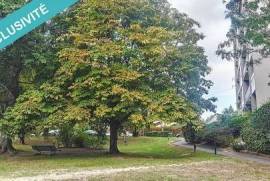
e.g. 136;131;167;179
49;151;56;156
33;151;41;155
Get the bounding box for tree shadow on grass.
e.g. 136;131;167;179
116;151;195;160
5;137;217;162
6;147;197;161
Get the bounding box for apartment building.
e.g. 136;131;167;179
234;0;270;111
235;53;270;111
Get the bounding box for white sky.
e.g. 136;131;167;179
168;0;236;118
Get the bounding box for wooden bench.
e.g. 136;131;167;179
32;145;58;155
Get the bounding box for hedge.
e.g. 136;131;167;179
145;131;172;137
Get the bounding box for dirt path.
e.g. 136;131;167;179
3;162;211;181
173;138;270;165
4;160;270;181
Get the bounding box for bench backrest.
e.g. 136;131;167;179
32;145;57;152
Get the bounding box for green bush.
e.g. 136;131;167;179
58;125;74;148
72;132;89;148
241;125;269;153
240;102;270;153
203;128;234;147
231;139;246;152
251;102;270;131
72;127;105;149
73;134;101;148
182;122;234;147
87;136;105;149
229;113;250;137
57;124;106;149
182;123;203;144
199;109;250;148
145;131;171;137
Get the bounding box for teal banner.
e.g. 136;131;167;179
0;0;78;50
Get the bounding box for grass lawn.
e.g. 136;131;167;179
0;137;270;180
0;137;217;177
89;160;270;181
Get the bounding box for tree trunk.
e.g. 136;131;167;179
0;59;22;154
43;128;49;141
1;137;16;154
20;136;25;145
19;130;25;145
133;126;139;137
19;135;25;145
109;121;120;154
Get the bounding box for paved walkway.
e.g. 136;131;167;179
173;138;270;165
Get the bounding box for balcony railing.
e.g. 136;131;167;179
237;83;243;97
245;85;251;104
250;73;255;94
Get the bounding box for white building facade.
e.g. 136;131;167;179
234;0;270;111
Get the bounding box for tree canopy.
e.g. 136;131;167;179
1;0;216;154
218;0;270;60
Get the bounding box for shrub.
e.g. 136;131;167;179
87;136;105;149
229;113;250;137
182;122;234;147
145;131;171;137
231;139;246;152
72;127;105;149
72;132;89;148
241;125;269;153
73;134;101;149
240;102;270;153
58;125;74;148
57;124;106;149
200;110;250;148
203;128;234;147
183;126;234;147
251;102;270;131
182;123;203;144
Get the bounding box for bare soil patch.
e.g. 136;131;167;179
4;160;270;181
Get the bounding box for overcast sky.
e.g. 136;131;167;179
168;0;236;118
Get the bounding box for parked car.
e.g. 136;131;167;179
120;131;133;137
126;131;133;137
84;130;98;135
48;129;60;136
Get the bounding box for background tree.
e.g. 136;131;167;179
218;0;270;60
0;0;69;152
0;0;32;153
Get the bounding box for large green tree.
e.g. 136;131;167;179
1;0;215;154
0;0;32;153
0;0;64;152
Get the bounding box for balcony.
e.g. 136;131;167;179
236;64;241;80
250;73;255;94
244;85;251;104
237;83;243;97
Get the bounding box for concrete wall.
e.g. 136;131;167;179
254;57;270;108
